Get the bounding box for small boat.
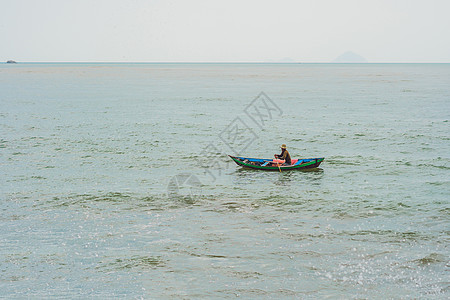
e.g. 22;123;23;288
229;155;324;171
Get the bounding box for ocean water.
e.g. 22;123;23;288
0;63;449;298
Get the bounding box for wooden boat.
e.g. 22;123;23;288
229;155;324;171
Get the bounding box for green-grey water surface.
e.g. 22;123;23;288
1;63;449;298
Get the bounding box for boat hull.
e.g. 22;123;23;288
229;155;324;171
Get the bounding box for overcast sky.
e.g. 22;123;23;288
1;0;449;62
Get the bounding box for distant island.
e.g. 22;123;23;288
332;51;367;63
6;60;17;64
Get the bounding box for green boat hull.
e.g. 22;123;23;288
229;155;324;171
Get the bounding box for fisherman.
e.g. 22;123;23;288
274;144;292;165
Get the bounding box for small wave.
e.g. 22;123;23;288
325;159;361;166
427;181;449;186
418;163;450;170
228;270;263;279
39;192;174;211
97;255;165;271
343;230;431;243
188;252;228;259
69;192;131;204
12;152;26;155
413;253;447;265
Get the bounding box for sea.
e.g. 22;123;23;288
1;63;449;298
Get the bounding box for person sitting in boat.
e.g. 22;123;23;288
275;144;292;165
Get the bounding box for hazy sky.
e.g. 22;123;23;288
1;0;449;62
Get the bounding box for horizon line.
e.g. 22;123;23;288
3;61;450;64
